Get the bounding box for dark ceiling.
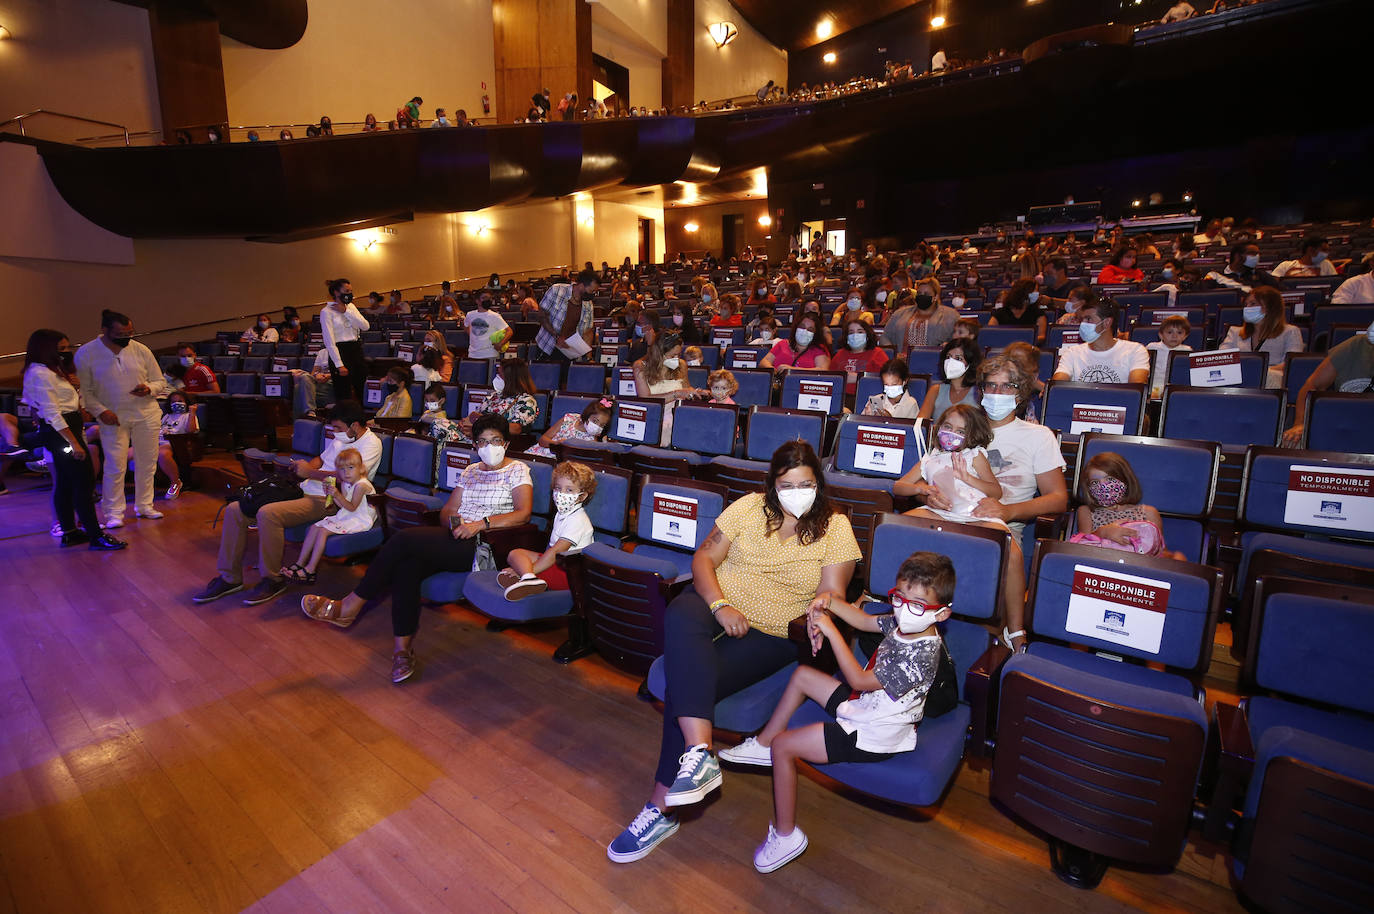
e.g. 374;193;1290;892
728;0;920;52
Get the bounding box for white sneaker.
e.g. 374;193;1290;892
102;516;125;530
753;823;808;873
165;480;183;500
135;508;165;519
719;736;773;768
50;522;64;538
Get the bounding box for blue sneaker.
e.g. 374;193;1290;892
663;744;722;808
607;804;679;863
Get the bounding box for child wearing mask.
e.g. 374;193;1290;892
374;368;413;419
420;383;448;424
526;398;613;458
498;461;597;599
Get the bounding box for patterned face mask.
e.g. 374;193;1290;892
1088;476;1128;507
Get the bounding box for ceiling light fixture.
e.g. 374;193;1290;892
707;21;738;49
816;19;834;40
930;15;947;28
823;51;837;64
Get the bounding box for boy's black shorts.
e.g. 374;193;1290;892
822;683;899;764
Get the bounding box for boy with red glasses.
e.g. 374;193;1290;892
720;551;954;873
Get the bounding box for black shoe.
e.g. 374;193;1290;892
242;576;290;606
192;576;244;604
60;530;92;547
89;533;127;551
0;445;31;459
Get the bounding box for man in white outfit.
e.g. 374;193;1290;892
76;309;169;527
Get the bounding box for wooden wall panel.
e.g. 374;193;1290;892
661;0;694;111
664;200;770;260
494;0;592;123
147;0;229;136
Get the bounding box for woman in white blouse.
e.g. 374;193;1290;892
20;329;126;550
1219;286;1305;388
241;313;280;344
321;278;370;403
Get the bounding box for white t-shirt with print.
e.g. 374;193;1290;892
1146;341;1192;397
835;616;942;754
986;419;1065;534
1055;340;1150;384
465;309;510;359
549;506;594;553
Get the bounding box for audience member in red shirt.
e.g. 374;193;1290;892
831;319;889;395
177;344;220;393
709;292;744;327
1097;247;1145;285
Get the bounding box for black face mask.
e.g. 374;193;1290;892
916;294;935;311
58;351;75;370
110;335;132;348
339;291;354;305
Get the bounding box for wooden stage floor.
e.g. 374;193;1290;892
0;473;1246;913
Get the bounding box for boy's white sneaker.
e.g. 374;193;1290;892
719;736;772;768
754;823;808;873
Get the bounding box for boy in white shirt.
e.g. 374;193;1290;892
1053;298;1150;385
1146;315;1193;399
719;552;953;874
498;461;596;599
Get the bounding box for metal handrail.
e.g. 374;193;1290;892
0;109;132;145
0;263;572;365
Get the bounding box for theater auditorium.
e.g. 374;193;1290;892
1;0;1372;910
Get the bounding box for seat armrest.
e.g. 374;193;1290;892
1035;512;1070;541
1203;701;1254;843
964;642;1011;761
483;522;544;561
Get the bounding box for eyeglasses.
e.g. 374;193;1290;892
887;589;946;615
981;381;1019;394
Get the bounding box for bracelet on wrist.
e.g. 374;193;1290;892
708;599;731;614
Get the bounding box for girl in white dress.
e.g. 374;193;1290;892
283;448;377;583
895;404;1007;529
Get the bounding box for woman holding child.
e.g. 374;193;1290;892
607;441;861;865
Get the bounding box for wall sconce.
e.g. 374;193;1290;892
930;15;947;28
0;25;12;41
684;222;699;233
822;52;837;64
707;21;737;49
472;220;490;236
757;214;772;227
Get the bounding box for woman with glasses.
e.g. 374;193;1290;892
607;440;861;865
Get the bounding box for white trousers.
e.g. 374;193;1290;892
98;411;160;517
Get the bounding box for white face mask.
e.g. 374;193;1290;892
895;600;940;635
943;358;967;380
1312;251;1328;263
847;333;867;351
662;356;681;370
846;298;862;310
425;401;442;411
478;443;506;467
875;290;888;303
794;329;814;348
492;374;505;393
759;330;774;340
180;356;195;367
1243;254;1260;269
884;383;905;398
776;487;816;518
1161;268;1175;280
1027;291;1040;304
1078;320;1103;344
951;296;965;309
553;491;582;514
687;359;701;367
672;314;684;326
1065;299;1081;314
584;420;603;436
982;393;1017;421
1366;321;1374;345
1243;305;1265;324
334;429;355;445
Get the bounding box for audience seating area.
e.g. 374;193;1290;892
7;214;1370;904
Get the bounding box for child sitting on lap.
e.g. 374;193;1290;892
498;461;596;599
720;551;953;874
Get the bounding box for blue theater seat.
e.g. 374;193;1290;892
989;541;1223;887
1160;386;1285;449
1304;390;1374;453
827;414;926;490
706;407;826;502
1208;576;1374;913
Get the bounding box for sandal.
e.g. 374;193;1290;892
1002;627;1028;654
391;649;417;684
301;594;358;628
282;563;317;583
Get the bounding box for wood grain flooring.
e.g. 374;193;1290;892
0;474;1248;913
